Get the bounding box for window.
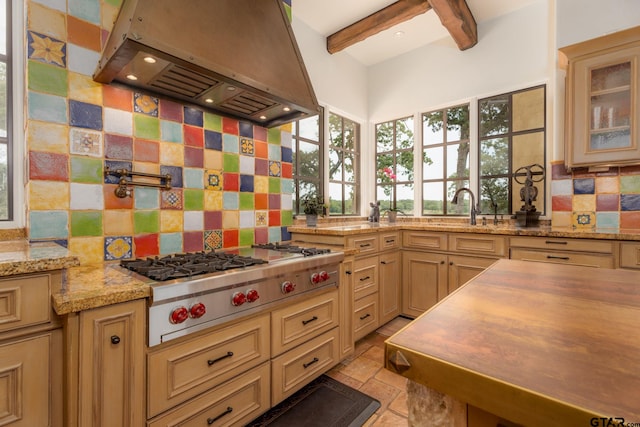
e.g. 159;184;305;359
0;0;12;221
328;112;359;215
422;104;470;215
291;112;323;215
375;116;414;213
478;85;546;216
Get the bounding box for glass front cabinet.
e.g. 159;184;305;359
561;26;640;170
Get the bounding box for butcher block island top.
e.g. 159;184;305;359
385;259;640;426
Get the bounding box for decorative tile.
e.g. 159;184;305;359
281;146;292;163
183;211;204;231
206;170;223;190
239;228;254;247
572;211;594;229
104;134;133;160
29;151;69;181
184;125;204;147
204;130;223;150
223;173;239;191
160;210;183;233
184;147;204;168
134;139;159;162
70;128;102;157
239;193;254;210
134;114;160;140
269;161;281;177
70;211;102;237
69;100;102;130
254;228;269;244
240;138;255;155
596;212;620;229
29;210;68;239
204;112;222;131
621;194;640;211
28;91;67;123
104;236;133;261
159;99;183;122
160;233;183;255
183;231;203;252
573;178;595;194
134;93;159;116
184;189;204;210
28;31;66;67
67;15;101;51
223;134;239;153
240;175;254;192
29;181;69;210
161;120;183;142
161;189;183;210
160;165;183;187
255;141;268;159
596;194;619;211
204;211;222;230
223;229;239;248
134;211;159;234
28;60;68;96
134;234;159;258
184;107;204;127
104;211;133;235
70;156;102;183
255;211;268;226
204;230;223;251
103;85;132;111
104;107;133;135
134;187;159;210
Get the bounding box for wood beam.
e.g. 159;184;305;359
327;0;431;54
428;0;477;50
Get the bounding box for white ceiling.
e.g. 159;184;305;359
292;0;540;66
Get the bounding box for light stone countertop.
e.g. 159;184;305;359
0;239;80;276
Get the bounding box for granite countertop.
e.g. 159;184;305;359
0;239;80;276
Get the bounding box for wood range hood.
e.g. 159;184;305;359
94;0;319;128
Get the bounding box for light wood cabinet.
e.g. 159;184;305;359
509;236;616;268
402;251;447;318
619;242;640;270
339;257;355;359
354;293;379;341
561;25;640;170
379;251;401;325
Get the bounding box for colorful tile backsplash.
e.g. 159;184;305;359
25;1;293;265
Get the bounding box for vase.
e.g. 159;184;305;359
305;214;318;227
388;211;397;223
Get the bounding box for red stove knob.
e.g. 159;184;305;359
320;271;330;281
231;292;246;306
169;306;189;324
281;280;296;294
246;289;260;303
310;272;321;284
189;302;206;318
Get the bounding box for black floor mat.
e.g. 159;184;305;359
246;375;380;427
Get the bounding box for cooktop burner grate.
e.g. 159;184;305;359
251;243;330;257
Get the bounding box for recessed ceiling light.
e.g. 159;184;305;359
126;74;138;81
283;107;291;112
259;115;267;120
143;56;157;63
227;86;236;91
204;98;214;103
394;31;405;37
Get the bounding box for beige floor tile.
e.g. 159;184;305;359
375;366;407;390
325;368;364;390
361;344;386;365
371;409;409;426
388;390;408;418
340;355;383;383
360;377;400;414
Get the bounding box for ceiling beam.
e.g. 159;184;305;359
428;0;477;50
327;0;431;54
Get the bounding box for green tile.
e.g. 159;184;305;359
267;127;281;145
223;153;240;172
281;209;293;226
204;112;222;131
134;114;160;140
70;211;103;237
269;177;281;194
28;60;68;97
239;228;254;247
104;0;122;7
239;192;254;210
620;175;640;194
70;156;103;183
183;189;204;210
134;210;159;234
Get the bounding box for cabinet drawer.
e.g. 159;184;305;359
353;256;378;299
0;273;52;333
402;231;447;250
354;293;378;341
271;289;339;356
510;236;614;254
620;242;640;269
147;362;270;427
379;231;400;250
347;235;379;255
147;313;270;417
449;234;506;257
510;248;614;268
271;328;340;404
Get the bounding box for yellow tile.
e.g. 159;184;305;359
160;210;183;232
104;210;133;235
204;190;223;210
101;4;120;31
69;237;104;265
222;211;239;229
132;161;160;174
254;176;269;193
551;211;571;227
27;121;69;153
572;194;595;211
160;142;184;166
68;72;103;104
29;181;69;210
595;176;619;194
204;150;223;169
28;2;66;40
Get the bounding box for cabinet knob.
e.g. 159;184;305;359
449;261;453;266
110;335;121;345
440;260;445;264
345;270;352;275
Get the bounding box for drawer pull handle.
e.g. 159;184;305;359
360;313;371;320
545;240;568;245
110;335;120;345
360;243;371;248
302;316;318;325
303;357;319;369
547;255;570;260
207;406;233;424
359;276;370;281
345;270;352;275
207;351;233;366
386;239;395;243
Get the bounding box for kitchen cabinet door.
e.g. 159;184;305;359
379;251;401;325
402;251;447;318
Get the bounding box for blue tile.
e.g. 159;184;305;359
204;130;222;151
30;211;69;239
223;134;239;153
28;91;67;123
134;187;160;209
621;194;640;211
160;233;183;255
281;146;293;163
27;31;66;67
240;175;254;192
104;160;133;184
184;168;204;189
280;226;291;241
184;107;203;127
104;236;132;260
68;0;100;24
161;165;183;188
69;100;102;130
573;178;595;195
160;120;183;143
596;212;620;228
223;192;239;209
268;227;282;242
239;121;254;138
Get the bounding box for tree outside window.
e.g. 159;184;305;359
328;112;359;215
292;112;323;215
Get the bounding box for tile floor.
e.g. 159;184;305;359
326;317;412;426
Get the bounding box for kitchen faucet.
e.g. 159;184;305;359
452;187;480;225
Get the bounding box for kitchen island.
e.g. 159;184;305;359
385;259;640;426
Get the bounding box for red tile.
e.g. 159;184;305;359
254;141;268;159
253;126;268;142
103;85;132;111
254;227;268;244
134;234;159;257
223;229;239;248
223;173;239;191
134;139;159;163
184;146;204;168
204;211;222;230
255;193;268;209
104;134;133;160
67;16;101;52
281;163;292;178
104;185;133;209
222;117;239;135
620;165;640;175
551;195;572;211
29;152;68;181
184;231;203;252
620;211;640;229
268;210;281;226
159;99;183;122
596;194;619;211
184;125;204;147
551;162;571;180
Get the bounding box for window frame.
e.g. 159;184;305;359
291;110;324;216
327;111;360;216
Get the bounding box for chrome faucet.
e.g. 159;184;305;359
452;187;480;225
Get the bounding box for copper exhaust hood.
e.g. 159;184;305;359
94;0;319;128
